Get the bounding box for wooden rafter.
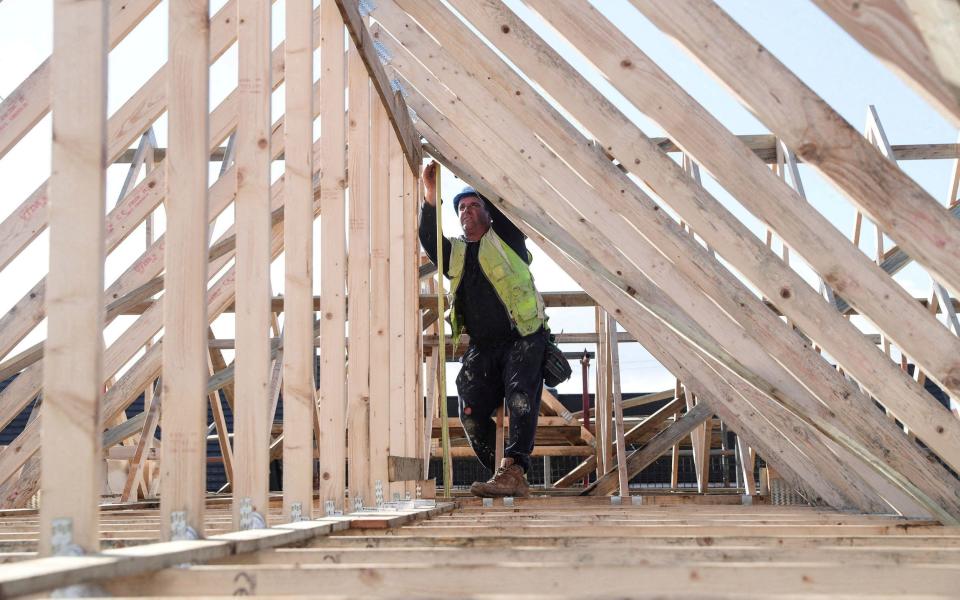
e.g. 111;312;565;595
436;2;960;510
504;0;960;485
633;0;960;302
2;0;960;592
377;0;960;519
901;0;960;114
0;0;161;162
415;100;895;515
334;0;421;172
813;0;960;128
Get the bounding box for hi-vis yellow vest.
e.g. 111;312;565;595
447;228;546;349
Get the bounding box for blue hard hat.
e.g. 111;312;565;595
452;186;489;213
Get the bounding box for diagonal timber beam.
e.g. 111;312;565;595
375;5;820;413
408;67;943;518
553;397;683;489
412;88;895;511
0;114;329;503
831;202;960;312
0;0;301;365
0;205;303;504
513;0;960;420
516;1;960;400
454;0;960;496
586;403;712;497
812;0;960;128
0;16;331;445
900;0;960;113
420;136;888;513
413;97;934;513
0;0;273;277
383;0;960;501
377;4;956;506
334;0;421;172
0;0;162;161
382;43;797;433
632;0;960;302
421;139;835;504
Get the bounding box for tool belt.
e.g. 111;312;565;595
542;333;572;388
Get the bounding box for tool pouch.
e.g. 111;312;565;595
542;333;572;388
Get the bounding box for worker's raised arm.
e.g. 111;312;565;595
419;161;451;276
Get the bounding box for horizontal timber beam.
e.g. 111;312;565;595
112;138;960;164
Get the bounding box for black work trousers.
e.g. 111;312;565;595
455;328;547;473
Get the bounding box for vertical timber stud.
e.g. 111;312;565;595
319;0;347;511
40;0;108;556
433;162;452;498
608;315;629;497
161;0;210;540
347;40;373;507
403;162;420;496
234;0;272;529
369;99;392;494
283;0;315;521
387;132;406;498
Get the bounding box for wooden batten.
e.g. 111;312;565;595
899;0;960;121
40;0;108;556
369;97;393;495
387;131;407;498
282;0;316;522
402;162;421;496
346;40;374;507
387;456;423;482
233;0;273;528
318;0;348;511
160;0;210;540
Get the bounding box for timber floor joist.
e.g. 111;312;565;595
0;499;454;597
77;498;960;598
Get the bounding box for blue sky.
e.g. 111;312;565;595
0;0;957;395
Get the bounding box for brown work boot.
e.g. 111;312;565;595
470;458;530;498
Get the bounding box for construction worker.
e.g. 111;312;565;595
418;160;548;497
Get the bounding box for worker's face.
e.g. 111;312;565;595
459;195;491;241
